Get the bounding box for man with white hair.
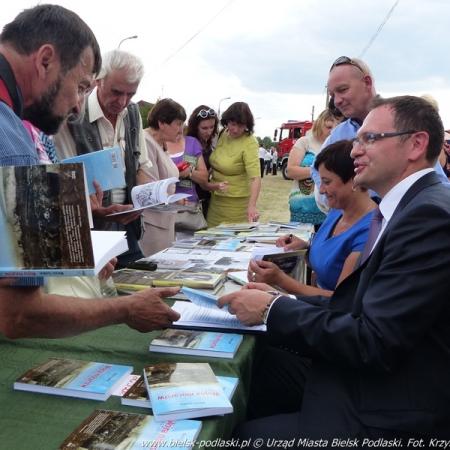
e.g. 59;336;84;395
55;49;152;266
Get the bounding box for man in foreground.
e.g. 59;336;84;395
221;95;450;442
0;5;179;339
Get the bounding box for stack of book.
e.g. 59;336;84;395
59;409;202;450
121;373;238;408
149;329;243;359
14;358;133;401
112;268;225;292
143;362;233;421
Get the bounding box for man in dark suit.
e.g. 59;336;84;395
220;95;450;445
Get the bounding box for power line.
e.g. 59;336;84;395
359;0;400;58
159;0;235;68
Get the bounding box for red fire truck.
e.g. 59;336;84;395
273;120;313;179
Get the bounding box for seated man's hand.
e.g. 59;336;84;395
218;289;272;326
248;259;283;285
125;287;181;332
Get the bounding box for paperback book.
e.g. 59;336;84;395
149;329;243;359
62;146;125;194
59;409;202;450
107;177;190;216
121;374;239;408
251;246;305;275
143;362;233;421
112;268;225;290
14;358;133;401
171;301;266;334
0;163;128;277
226;270;249;285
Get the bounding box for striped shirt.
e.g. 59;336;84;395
0;101;44;287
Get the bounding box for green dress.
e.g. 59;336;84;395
207;132;260;227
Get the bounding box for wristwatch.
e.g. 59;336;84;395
261;293;283;325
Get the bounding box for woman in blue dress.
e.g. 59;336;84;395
249;140;377;296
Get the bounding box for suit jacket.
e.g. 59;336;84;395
268;172;450;438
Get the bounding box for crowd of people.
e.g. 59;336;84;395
1;4;450;447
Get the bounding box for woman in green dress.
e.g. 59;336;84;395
207;102;261;227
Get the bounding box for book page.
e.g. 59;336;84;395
172;301;266;333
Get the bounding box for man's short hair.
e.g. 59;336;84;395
0;4;101;76
371;95;444;163
97;50;144;84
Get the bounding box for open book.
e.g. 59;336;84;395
0;163;128;277
62;146;125;195
107;177;191;216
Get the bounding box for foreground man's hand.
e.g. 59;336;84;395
218;289;273;326
125;287;181;332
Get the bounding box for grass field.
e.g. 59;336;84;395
256;172;292;223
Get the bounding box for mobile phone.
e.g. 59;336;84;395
176;161;190;172
126;261;157;271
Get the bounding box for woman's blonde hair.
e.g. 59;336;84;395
312;109;335;139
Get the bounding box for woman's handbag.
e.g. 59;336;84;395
175;203;207;231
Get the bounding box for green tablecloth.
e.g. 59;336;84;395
0;322;256;449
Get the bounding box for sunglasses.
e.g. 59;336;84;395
330;56;366;74
197;108;216;119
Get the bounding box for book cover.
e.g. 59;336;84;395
59;409;202;450
143;362;233;421
0;164;127;277
180;287;221;310
62;146;125;195
0;163;96;277
226;270;249;285
107;177;191;216
251;246;305;275
149;329;243;359
152;270;225;290
171;301;266;334
121;374;238;408
14;358;133;401
262;250;305;275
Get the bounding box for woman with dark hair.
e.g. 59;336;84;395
207;102;261;227
186;105;228;217
248;140;376;296
139;98;186;255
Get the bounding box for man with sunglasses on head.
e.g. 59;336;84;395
312;57;448;212
221;95;450;446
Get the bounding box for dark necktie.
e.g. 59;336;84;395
359;207;384;266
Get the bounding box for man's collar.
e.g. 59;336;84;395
379;168;434;222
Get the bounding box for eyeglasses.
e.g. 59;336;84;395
330;56;366;74
197;108;216;119
353;130;417;147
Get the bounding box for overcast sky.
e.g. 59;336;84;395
3;0;450;138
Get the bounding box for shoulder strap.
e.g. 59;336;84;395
0;53;23;116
